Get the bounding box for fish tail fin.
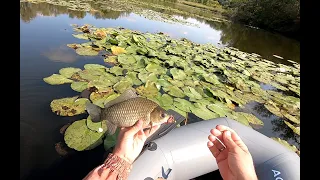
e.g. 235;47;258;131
86;101;102;122
106;120;118;135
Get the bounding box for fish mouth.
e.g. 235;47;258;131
166;115;175;124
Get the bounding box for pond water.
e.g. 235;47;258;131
20;1;300;179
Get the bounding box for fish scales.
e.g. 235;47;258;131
103;97;159;127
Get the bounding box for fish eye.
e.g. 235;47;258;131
160;113;166;118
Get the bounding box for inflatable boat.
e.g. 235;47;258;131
128;110;300;180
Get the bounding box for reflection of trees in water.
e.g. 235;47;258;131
251;102;273;118
20;2;129;22
271;118;300;148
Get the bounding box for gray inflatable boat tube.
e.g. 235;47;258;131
128;117;300;180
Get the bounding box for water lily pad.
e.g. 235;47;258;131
125;72;142;86
146;63;166;74
237;112;264;126
156;79;172;87
136;81;158;98
64;119;104;151
71;81;88;92
72;33;89;40
50;97;89;116
281;110;300;124
86;116;104;133
207;102;232;117
87;79;114;91
104;56;118;64
170;68;186;80
271;137;299;153
75;47;99;56
190;103;219;120
109;66;124;76
118;54;136;64
163;86;185;98
111;46;126;55
44;74;73;85
157;94;173;107
284;121;300;135
264;102;283;117
84;64;106;70
168;79;184;87
182;86;202;100
59;67;82;78
90;89;115;108
113;80;133;93
228;111;250;127
173;98;193;112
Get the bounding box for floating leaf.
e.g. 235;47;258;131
281;110;300;124
75;47;99;56
182;86;202;100
64;119;104;151
72;33;89;40
109;66;124;76
71;81;88;92
104;56;118;64
173;98;193;112
59;67;82;78
84;64;106;70
118;54;136;64
163;86;185;98
146;63;166;74
237;112;264;126
284;121;300;135
136;81;158;98
190;103;219;120
157;94;173;107
87;79;114;91
44;74;73;85
113;80;133;93
50;97;89;116
207;102;232;117
125;72;142;86
271;137;299;153
86;116;104;133
170;68;186;80
111;46;126;55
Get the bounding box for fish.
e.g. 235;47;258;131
85;88;175;135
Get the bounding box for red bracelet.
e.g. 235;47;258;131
102;153;132;180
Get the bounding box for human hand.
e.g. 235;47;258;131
207;125;258;180
113;120;160;164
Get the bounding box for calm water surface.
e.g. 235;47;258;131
20;2;300;179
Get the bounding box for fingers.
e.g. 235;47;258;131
222;131;238;152
124;120;143;136
217;125;249;152
207;139;220;157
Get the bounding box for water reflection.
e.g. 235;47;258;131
42;46;78;63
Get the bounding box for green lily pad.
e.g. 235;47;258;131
72;33;89;40
50;97;89;116
104;129;120;150
156;79;172;87
163;86;185;98
87;79;114;91
84;64;106;70
59;67;82;78
190;103;219;120
167;79;184;88
111;46;126;55
89;89;115;108
75;47;99;56
207;102;232;117
284;121;300;135
113;80;133;93
182;86;202;100
64;119;104;151
104;56;118;64
271;137;299;153
170;68;186;80
71;81;88;92
118;54;136;64
86;116;104;133
264;102;283;117
109;66;124;76
146;63;166;74
228;111;251;127
136;81;158;98
125;72;142;86
281;110;300;124
44;74;73;85
173;98;194;112
237;112;264;126
157;94;173;107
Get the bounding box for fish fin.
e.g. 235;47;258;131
106;121;118;135
149;122;153;134
86;102;102;122
104;88;138;109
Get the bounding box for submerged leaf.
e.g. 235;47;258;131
64;119;104;151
